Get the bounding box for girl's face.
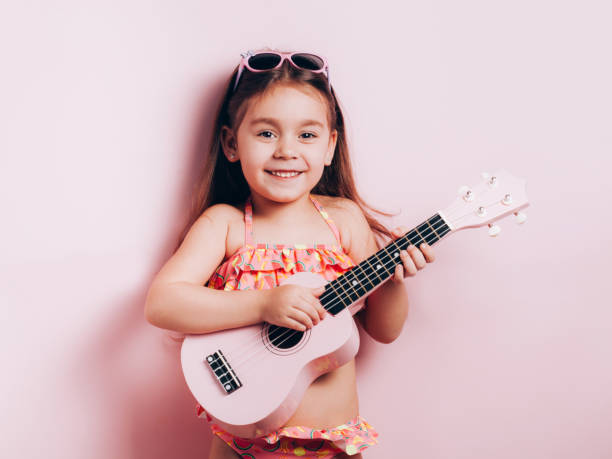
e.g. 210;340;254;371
222;83;337;204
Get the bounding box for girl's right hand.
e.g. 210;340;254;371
260;284;328;331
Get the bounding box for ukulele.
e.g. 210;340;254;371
181;169;529;437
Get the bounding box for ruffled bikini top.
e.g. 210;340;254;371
206;194;356;292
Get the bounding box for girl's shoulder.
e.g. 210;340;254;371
199;202;244;227
154;203;245;288
197;202;246;258
312;193;362;220
312;194;381;265
311;194;367;252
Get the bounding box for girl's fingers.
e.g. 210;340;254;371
392;225;436;261
293;303;318;326
285;317;307;331
419;243;436;262
316;302;327;320
407;245;427;269
389;222;437;280
293;308;315;328
394;264;404;282
401;250;418;276
306;292;327;320
390;223;438;281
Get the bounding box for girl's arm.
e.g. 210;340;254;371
145;204;325;334
340;199;412;344
146;281;266;334
145;204;266;334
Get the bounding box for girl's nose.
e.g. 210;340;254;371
273;142;298;159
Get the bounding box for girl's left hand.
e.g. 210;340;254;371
390;225;436;282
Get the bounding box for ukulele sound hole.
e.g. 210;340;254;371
268;325;303;349
263;324;310;355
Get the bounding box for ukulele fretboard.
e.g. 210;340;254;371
321;213;451;315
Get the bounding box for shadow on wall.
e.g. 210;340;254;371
71;286;213;458
67;76;226;459
130;74;229;458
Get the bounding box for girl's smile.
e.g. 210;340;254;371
221;83;337;206
266;170;303;179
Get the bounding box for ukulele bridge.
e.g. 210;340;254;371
205;350;242;394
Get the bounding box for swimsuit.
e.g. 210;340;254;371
196;194;379;458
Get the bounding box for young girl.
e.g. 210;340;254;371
145;48;435;458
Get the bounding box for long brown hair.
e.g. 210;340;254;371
174;52;396;253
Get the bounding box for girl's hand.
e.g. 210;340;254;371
390;226;436;282
260;284;328;331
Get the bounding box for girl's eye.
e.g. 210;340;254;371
257;131;317;140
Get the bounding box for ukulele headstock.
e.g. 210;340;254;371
439;170;529;236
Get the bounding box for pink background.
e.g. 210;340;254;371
2;1;611;458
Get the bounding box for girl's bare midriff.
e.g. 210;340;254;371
284;357;359;428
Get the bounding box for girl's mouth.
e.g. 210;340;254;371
265;170;303;179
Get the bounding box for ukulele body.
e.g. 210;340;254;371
181;271;365;438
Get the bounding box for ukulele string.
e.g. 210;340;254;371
213;218;454;375
224;224;454;379
212;198;506;380
212;212;468;379
234;189;513;373
208;218;455;380
212;215;452;366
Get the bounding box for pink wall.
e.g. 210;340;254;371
2;1;611;458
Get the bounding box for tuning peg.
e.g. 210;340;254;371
458;185;474;201
481;172;491;180
488;224;501;237
457;185;470;196
514;211;527;224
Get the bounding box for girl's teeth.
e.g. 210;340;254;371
269;171;301;178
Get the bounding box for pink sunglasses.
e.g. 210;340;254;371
232;49;331;92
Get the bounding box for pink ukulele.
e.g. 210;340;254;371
181;169;529;437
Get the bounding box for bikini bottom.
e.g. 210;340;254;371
197;404;379;458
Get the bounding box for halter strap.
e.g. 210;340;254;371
244;194;343;246
244;196;254;246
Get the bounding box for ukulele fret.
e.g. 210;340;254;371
321;213;451;316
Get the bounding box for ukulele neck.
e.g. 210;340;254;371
321;213;451;315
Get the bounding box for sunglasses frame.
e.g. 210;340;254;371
232;49;331;92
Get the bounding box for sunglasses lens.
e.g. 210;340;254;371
248;53;282;70
291;53;325;70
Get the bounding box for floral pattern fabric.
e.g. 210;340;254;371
206;194;356;292
197;404;378;458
